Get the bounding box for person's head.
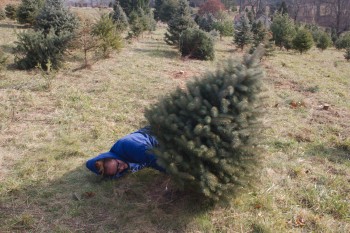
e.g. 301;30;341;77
103;158;128;177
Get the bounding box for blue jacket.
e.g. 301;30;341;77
86;127;165;178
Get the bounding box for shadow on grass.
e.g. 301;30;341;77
1;165;213;232
0;44;14;54
0;23;29;29
134;47;179;59
305;143;350;164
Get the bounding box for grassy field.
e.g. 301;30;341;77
1;10;350;232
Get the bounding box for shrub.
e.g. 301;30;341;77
14;29;72;70
292;28;314;54
16;0;44;25
179;27;214;60
110;2;129;32
5;4;17;20
35;0;79;35
316;32;332;51
145;51;265;201
92;14;123;58
164;0;195;46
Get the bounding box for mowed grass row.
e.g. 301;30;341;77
1;16;350;233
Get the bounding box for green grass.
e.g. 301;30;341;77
1;15;350;232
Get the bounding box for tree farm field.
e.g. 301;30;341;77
1;15;350;233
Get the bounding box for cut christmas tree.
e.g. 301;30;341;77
145;50;265;201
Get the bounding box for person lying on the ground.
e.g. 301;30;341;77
86;126;165;178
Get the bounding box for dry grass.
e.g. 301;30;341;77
1;10;350;232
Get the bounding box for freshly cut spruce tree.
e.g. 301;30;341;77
145;50;265;201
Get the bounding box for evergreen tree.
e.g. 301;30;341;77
316;32;332;51
249;21;267;54
278;1;288;15
16;0;44;25
92;14;123;58
270;13;296;49
292;28;313;54
154;0;163;20
234;14;252;50
179;27;214;60
195;13;217;32
119;0;150;17
164;0;195;46
345;47;350;61
14;29;72;69
111;2;129;32
212;11;233;39
335;32;350;50
5;4;17;20
145;50;265;201
128;8;156;39
154;0;179;23
213;19;233;39
35;0;79;35
72;18;97;68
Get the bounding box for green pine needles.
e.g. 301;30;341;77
145;50;265;201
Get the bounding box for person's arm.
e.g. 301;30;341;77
115;133;166;173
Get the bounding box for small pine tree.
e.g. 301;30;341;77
111;2;129;32
292;28;313;54
179;27;214;60
316;32;332;51
345;47;350;61
195;13;216;32
164;0;196;46
35;0;79;35
5;4;17;20
14;29;72;70
73;18;97;68
212;11;233;39
16;0;44;25
0;9;5;20
92;14;123;58
335;32;350;50
234;14;252;50
145;50;265;201
127;8;155;39
270;13;296;49
0;48;8;71
249;21;267;53
213;20;233;39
